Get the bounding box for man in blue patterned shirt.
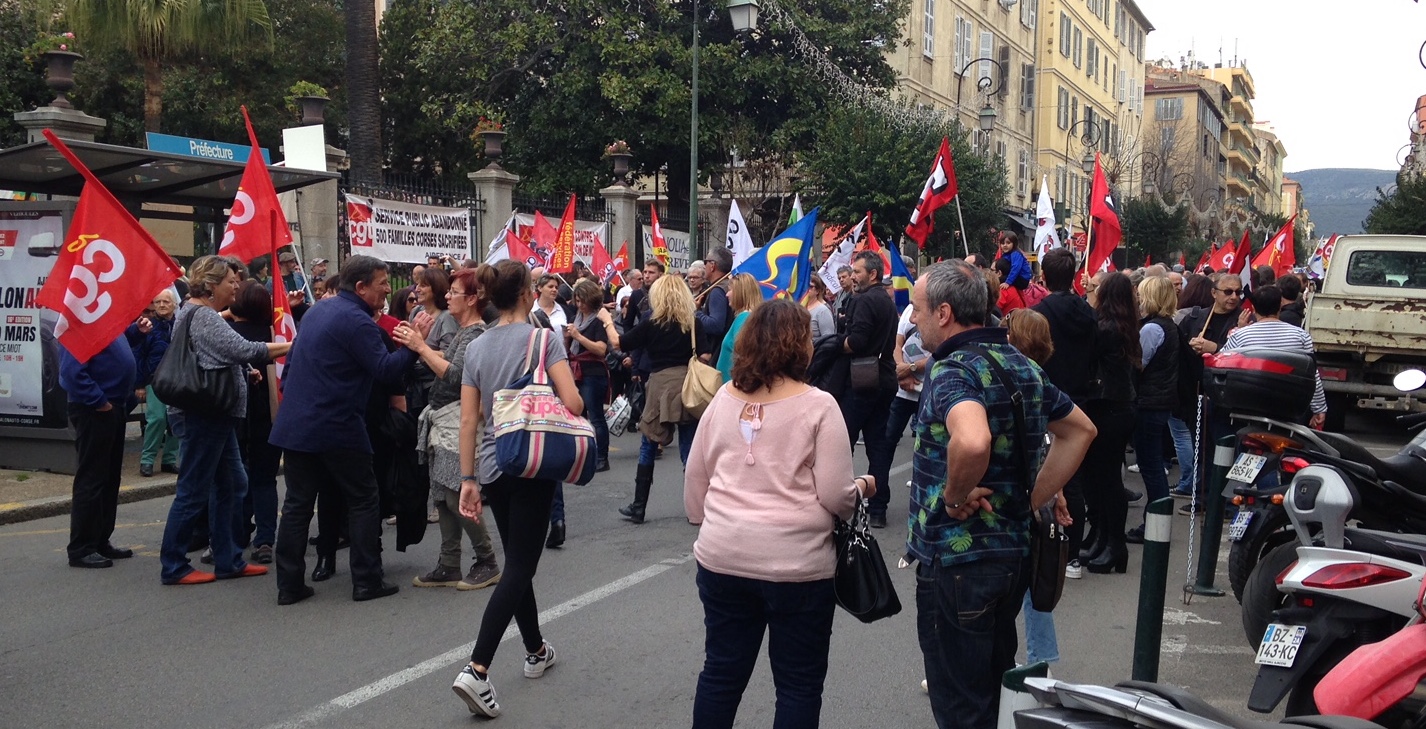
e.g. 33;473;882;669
908;260;1096;729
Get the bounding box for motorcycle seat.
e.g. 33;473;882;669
1115;681;1281;729
1343;528;1426;565
1285;717;1393;729
1314;432;1426;492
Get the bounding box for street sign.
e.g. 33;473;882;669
144;132;271;165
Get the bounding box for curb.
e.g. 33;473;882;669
0;478;178;526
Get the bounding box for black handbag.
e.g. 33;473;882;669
963;344;1068;612
151;309;239;416
848;355;880;392
832;497;902;623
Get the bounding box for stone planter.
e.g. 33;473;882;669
609;152;632;184
42;51;83;110
480;130;506;167
295;95;328;125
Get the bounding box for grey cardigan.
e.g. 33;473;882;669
175;303;269;418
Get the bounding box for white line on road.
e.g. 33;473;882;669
1161;635;1254;656
891;461;912;476
262;553;696;729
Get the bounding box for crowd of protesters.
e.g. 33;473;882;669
55;227;1327;726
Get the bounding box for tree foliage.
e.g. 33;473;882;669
1364;173;1426;236
378;0;908;193
0;1;53;147
798;105;1009;260
1121;197;1191;265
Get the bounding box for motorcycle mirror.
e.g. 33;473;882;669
1394;369;1426;393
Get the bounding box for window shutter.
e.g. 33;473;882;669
1021;63;1036;110
953;15;963;72
979;31;994;86
923;0;935;57
998;44;1011;97
1060;13;1071;57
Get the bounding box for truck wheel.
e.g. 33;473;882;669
1324;393;1350;433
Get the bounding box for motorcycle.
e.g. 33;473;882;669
1314;577;1426;728
1245;462;1426;716
1014;676;1385;729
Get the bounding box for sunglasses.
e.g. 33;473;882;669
406;296;417;302
1216;288;1242;296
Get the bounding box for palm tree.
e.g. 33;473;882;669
345;0;380;182
65;0;274;133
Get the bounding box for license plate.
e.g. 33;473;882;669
1228;453;1269;484
1255;623;1307;667
1227;511;1254;541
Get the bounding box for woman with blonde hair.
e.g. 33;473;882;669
715;273;762;381
1125;275;1180;544
599;274;711;523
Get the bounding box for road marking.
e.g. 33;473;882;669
261;553;695;729
891;461;912;476
0;521;164;539
1162;635;1254;656
1162;607;1221;626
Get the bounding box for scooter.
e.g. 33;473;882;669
1314;577;1426;728
1245;462;1426;716
1014;676;1385;729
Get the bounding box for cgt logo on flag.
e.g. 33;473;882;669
347;199;373;247
52;233;125;336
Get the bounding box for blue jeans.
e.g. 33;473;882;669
692;564;835;729
1168;415;1197;494
159;412;250;582
867;395;918;518
1133;409;1172;504
1022;591;1059;664
638;424;697;466
578;374;610;462
241;427;282;548
917;557;1030;729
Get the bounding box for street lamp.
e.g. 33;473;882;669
689;1;759;263
727;0;759;31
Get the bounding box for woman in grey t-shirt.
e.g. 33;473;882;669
450;260;583;719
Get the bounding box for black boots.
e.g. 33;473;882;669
546;520;566;549
311;554;336;582
620;464;654;524
1086;533;1129;574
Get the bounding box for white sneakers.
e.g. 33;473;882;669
452;665;501;717
453;641;556;717
1065;559;1083;580
524;640;557;678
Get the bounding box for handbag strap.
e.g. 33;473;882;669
532;328;551;385
961;344;1031;496
688;320;697;360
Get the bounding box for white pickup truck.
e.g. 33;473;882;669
1306;235;1426;430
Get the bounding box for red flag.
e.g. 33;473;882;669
864;214;891;274
613;241;629;272
526;210;558;266
548;195;577;274
269;218;297;395
904;137;958;249
218;107;292;263
590;233;619;286
1252;215;1297;277
1207;241;1237;271
35;131;181;363
505;229;542;268
1085;154;1121;279
1178;252;1186;268
1144;254;1152;268
1229;229;1253;276
1196;245;1213;272
649;205;669;264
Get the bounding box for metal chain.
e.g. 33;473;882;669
1182;394;1204;605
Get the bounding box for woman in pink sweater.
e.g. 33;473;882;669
685;298;875;729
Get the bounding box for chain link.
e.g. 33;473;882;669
1182;394;1204;605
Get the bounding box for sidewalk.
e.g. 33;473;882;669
0;423;178;525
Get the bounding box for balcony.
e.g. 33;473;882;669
1229;93;1253;119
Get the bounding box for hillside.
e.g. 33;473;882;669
1288;168;1397;235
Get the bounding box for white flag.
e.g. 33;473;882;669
788;193;804;226
726;199;757;268
1032;176;1061;261
819;214;867;294
483;213;515;264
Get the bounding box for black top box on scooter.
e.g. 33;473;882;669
1203;349;1316;421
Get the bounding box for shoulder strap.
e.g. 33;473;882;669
962;344;1032;495
533;328;551;384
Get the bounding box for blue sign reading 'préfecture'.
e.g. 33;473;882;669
145;132;272;165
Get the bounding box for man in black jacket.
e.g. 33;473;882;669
843;251;899;528
1032;248;1098;575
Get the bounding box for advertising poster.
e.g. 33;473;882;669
345;193;471;264
0;207;69;428
512;214;608;269
643;224;691;273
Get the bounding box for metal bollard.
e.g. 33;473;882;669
1188;435;1235;597
1132;497;1174;682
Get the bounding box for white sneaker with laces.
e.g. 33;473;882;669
1065;559;1083;580
452;665;500;717
524;640;557;679
1128;463;1141;473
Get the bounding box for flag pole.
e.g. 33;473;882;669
1080;213;1096;287
953;193;969;258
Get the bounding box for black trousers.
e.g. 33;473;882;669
471;474;557;666
275;449;384;593
67;405;127;560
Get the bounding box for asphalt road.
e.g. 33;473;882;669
0;412;1413;729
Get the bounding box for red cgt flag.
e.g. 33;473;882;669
1085;153;1121;279
904;137;958;250
649;205;669;265
1252;215;1297;277
529;210;557;267
218;107;291;263
270;235;297;395
590;233;620;286
505;229;542;269
36;131;181;362
548;194;577;274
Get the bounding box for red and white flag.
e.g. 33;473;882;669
269;234;297;392
1085;153;1121;279
218;107;291;263
1251;215;1297;277
529;210;557;267
548;195;577;274
589;233;620;286
904;137;958;250
649;205;669;264
36;131;181;362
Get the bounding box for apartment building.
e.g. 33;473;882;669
1142;64;1228;207
1253;122;1286;217
1197;65;1262;215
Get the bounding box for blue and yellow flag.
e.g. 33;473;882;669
734;207;819;301
889;242;915;313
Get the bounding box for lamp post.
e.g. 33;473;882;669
688;0;760;263
1064;119;1100;229
955;57;1003;153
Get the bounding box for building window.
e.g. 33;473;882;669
953;16;974;72
1057;86;1070;129
1087;38;1097;79
979;31;994;85
923;0;935;58
1020;63;1036;110
1070;96;1078;128
1021;0;1037;29
1056;165;1067;201
1060;13;1072;57
1072;27;1083;68
996;140;1008;161
1017;149;1029;195
1155;97;1183;121
1118;69;1127;102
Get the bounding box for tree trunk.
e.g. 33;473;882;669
143;57;163;133
346;0;381;183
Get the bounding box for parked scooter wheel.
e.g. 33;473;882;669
1241;541;1300;648
1228;507;1295;603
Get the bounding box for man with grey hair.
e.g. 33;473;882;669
695;247;732;350
1146;263;1168;279
908;260;1096;729
833;265;855;331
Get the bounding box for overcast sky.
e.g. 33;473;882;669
1136;0;1421;173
